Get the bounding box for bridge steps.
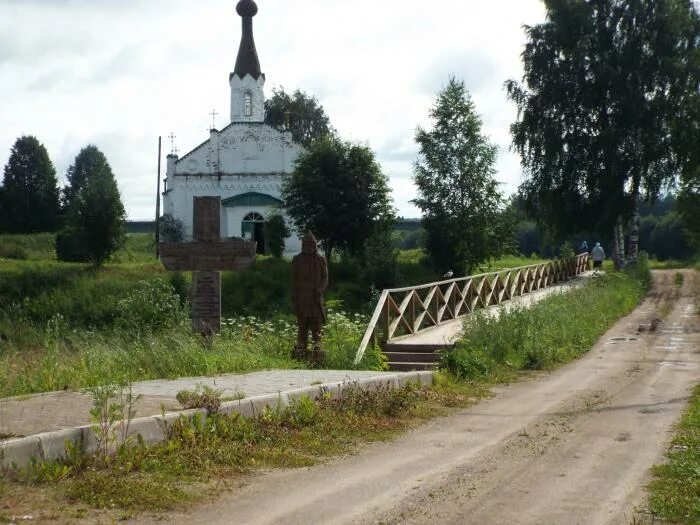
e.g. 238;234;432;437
383;342;455;371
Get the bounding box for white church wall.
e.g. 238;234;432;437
163;173;302;254
173;124;302;177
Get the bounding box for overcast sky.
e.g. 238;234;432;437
0;0;547;220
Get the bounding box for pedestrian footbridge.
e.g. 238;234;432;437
353;254;592;371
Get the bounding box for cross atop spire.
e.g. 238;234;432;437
233;0;262;80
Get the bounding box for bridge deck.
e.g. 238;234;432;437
387;271;597;348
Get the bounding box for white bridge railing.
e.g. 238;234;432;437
353;253;591;365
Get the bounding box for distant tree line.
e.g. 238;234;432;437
0;136;125;265
509;194;695;262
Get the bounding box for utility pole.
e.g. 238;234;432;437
155;136;162;258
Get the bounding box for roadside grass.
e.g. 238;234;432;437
648;273;700;523
442;261;649;381
675;272;684;287
0;379;484;522
648;384;700;523
0;310;382;398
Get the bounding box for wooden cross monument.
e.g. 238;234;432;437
159;196;256;334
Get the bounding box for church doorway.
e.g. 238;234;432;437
242;212;266;254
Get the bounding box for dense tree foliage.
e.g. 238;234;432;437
0;136;61;233
648;212;694;260
56;145;125;265
282;136;395;261
264;213;290;258
677;186;700;247
413;78;511;275
506;0;699;252
264;87;332;147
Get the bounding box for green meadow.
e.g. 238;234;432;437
0;233;544;397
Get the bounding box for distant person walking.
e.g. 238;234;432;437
578;240;589;253
591;242;605;269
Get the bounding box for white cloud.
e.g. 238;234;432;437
0;0;546;219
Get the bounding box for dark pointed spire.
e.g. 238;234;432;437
233;0;262;80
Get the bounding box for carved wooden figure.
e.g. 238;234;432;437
291;232;328;365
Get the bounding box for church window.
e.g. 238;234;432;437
242;212;266;254
243;212;265;222
244;92;253;117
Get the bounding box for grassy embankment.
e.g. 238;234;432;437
0;256;650;522
443;260;650;378
647;274;700;524
0;233;542;397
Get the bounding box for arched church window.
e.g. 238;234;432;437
244;92;253;117
243;212;265;222
241;212;266;254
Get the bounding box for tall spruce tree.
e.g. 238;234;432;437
0;136;60;233
56;145;125;265
506;0;699;266
413;78;509;276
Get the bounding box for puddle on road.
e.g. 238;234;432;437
639;407;666;414
606;336;638;344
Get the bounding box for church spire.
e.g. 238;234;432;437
233;0;262;80
229;0;266;122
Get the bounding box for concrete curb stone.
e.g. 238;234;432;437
0;371;435;471
38;428;82;461
0;436;42;470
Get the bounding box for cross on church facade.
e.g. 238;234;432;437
168;132;177;154
159;196;256;334
210;109;219;130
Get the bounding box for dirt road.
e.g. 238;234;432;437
146;270;699;525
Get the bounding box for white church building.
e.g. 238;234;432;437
163;0;303;255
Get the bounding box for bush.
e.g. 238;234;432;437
442;347;493;380
55;227;90;262
558;241;574;259
168;272;189;308
265;213;290;258
158;214;185;243
359;229;399;290
176;384;223;412
116;280;187;330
